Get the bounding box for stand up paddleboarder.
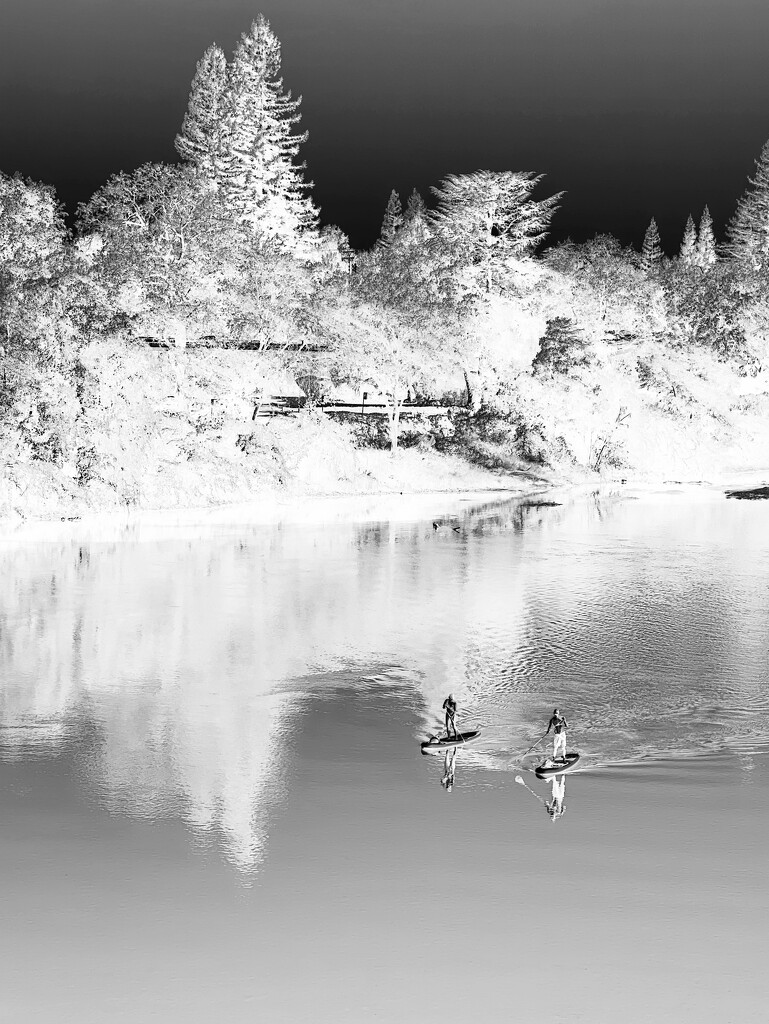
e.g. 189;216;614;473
545;707;568;760
442;694;458;739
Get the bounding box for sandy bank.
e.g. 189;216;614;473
3;464;768;547
0;483;541;545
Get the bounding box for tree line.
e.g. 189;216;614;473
3;14;769;454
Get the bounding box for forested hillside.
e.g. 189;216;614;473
2;15;769;521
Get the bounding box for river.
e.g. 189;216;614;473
1;488;767;1023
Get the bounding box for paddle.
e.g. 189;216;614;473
518;732;548;759
515;775;546;806
444;712;461;743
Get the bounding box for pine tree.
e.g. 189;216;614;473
404;188;426;224
219;16;317;240
399;188;429;246
532;317;589;375
679;215;697;264
695;206;717;267
378;190;403;247
641;218;662;272
726;139;769;268
175;44;228;177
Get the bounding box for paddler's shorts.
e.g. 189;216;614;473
554;732;567;758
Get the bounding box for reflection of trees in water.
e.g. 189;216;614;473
0;515;519;871
0;537;323;873
1;494;768;870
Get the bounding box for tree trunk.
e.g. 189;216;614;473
463;369;473;410
388;400;401;452
463;369;484;413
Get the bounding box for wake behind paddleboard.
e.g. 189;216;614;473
421;729;481;754
535;752;580;778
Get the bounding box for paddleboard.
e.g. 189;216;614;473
421;729;481;754
535;752;580;778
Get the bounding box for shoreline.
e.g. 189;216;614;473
0;483;538;545
1;464;767;546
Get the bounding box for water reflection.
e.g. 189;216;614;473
440;747;458;792
1;491;769;875
546;774;566;821
514;768;570;822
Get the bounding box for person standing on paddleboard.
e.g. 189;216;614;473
545;708;568;760
442;694;458;739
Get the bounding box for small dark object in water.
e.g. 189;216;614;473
520;500;561;509
725;486;769;500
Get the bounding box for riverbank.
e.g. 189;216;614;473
2;336;768;535
2;463;767;546
0;424;556;534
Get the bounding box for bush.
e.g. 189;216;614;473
532;317;590;375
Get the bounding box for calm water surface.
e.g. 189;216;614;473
1;490;768;1023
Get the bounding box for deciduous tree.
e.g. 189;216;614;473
0;173;71;368
430;170;563;294
321;225;462;451
76;163;224;343
544;235;665;341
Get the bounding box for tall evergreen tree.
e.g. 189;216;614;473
404;188;426;224
378;190;403;247
641;218;662;272
174;44;228;177
679;215;697;264
399;188;429;245
726;139;769;268
695;205;717;267
175;18;316;244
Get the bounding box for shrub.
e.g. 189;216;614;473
532;317;590;375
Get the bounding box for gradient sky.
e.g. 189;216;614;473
2;0;769;251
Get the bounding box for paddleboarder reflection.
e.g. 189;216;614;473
515;767;570;823
441;747;457;793
545;774;566;821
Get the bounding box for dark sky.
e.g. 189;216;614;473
2;0;769;252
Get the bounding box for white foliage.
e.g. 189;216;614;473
430;170;564;293
176;16;317;249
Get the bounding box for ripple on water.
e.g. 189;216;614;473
414;496;769;778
